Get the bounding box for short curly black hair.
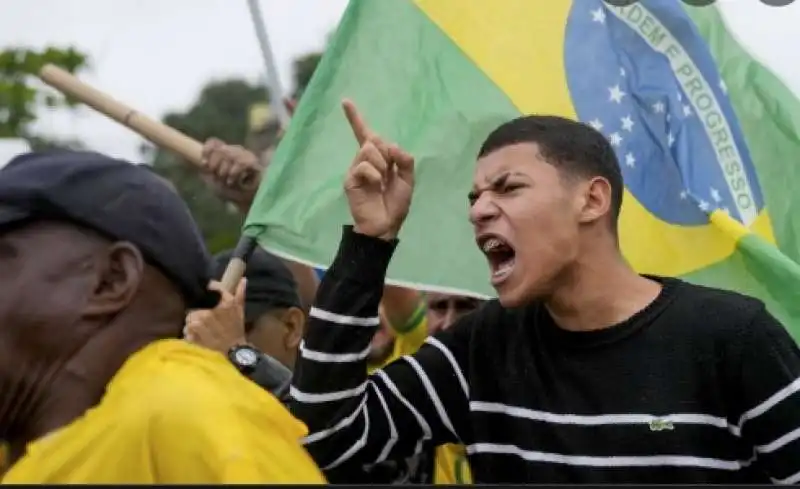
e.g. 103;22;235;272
478;115;624;232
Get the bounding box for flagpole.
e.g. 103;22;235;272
246;0;290;129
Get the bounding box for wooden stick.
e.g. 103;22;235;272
220;237;258;293
38;64;258;190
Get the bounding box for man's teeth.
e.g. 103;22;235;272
483;237;504;252
492;260;514;277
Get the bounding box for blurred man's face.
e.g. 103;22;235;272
426;293;482;334
0;222;108;437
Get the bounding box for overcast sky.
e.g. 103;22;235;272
2;0;799;162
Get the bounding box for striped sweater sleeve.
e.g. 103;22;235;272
290;226;470;473
731;306;800;484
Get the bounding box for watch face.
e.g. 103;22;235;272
234;348;259;367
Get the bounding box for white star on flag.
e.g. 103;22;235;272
588;118;604;131
591;7;606;23
624;152;636;168
620;67;626;77
683;104;692;117
677;92;683;102
621;115;634;132
609;132;623;147
710;187;722;202
609;85;625;104
667;132;675;147
679;190;688;200
699;200;710;212
652;102;665;113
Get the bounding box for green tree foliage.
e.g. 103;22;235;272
292;52;322;100
147;79;268;253
0;46;88;144
291;30;333;100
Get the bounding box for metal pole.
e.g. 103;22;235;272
246;0;291;128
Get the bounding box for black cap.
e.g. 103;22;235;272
212;247;301;325
0;150;219;309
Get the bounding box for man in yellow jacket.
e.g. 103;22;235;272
0;152;323;484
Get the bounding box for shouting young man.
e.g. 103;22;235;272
290;101;800;484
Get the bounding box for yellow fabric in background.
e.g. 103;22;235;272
2;340;325;484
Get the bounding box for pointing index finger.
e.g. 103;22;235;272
342;98;372;146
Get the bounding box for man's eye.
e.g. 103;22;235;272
455;300;479;312
501;183;524;193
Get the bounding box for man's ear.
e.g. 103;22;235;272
281;306;306;351
577;176;613;225
83;242;144;318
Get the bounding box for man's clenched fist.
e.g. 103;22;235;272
200;138;263;211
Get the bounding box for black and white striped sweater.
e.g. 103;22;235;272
290;226;800;484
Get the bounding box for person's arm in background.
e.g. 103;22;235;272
199;137;425;324
381;285;427;355
198;138;320;313
728;306;800;483
204;97;320;313
201;97;424;322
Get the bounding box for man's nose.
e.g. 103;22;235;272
468;193;499;226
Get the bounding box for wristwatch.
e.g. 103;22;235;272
227;344;262;375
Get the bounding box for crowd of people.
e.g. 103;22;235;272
0;96;799;484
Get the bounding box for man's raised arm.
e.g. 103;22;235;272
290;226;471;475
289;100;471;475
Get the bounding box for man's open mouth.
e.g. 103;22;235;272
478;235;516;283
